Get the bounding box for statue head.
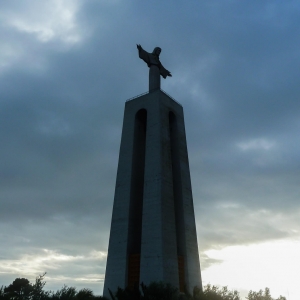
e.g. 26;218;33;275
152;47;161;57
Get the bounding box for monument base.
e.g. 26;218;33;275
103;89;202;297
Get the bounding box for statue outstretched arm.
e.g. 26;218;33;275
159;63;172;78
137;44;151;67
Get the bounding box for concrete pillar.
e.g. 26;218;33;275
103;90;202;297
149;65;160;91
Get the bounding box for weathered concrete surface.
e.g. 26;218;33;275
103;90;202;297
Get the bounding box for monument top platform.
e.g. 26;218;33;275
125;88;182;107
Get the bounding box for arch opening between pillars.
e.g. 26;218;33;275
127;108;147;288
169;111;185;292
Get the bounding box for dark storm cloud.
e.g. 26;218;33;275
1;0;300;294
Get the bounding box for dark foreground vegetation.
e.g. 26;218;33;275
0;274;286;300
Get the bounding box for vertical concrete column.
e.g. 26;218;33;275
172;103;202;292
149;65;160;91
103;105;136;296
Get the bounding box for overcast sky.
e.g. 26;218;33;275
1;1;300;299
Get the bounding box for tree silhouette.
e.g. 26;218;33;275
76;288;95;300
4;278;32;299
246;288;286;300
0;274;287;300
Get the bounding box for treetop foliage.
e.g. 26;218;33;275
0;274;106;300
246;288;287;300
108;282;286;300
0;274;286;300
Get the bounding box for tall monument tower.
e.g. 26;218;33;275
103;45;202;297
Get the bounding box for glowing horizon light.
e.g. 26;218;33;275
202;238;300;300
0;249;106;278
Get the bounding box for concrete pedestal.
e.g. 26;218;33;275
149;65;160;91
103;89;202;297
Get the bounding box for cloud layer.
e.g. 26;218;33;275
1;0;300;297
